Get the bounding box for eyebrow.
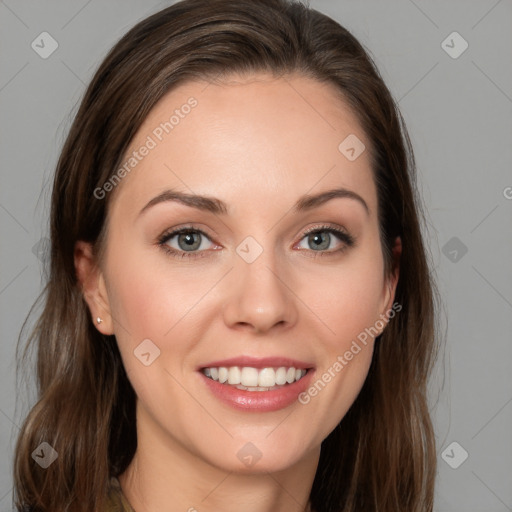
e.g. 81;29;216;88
138;187;369;217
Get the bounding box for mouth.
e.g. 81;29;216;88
200;365;310;392
197;356;315;411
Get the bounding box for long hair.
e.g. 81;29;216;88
14;0;440;510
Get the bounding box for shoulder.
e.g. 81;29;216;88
105;477;136;512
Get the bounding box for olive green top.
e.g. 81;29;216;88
106;477;136;512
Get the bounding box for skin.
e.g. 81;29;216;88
75;73;400;512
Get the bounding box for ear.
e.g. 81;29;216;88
74;240;114;335
378;236;402;327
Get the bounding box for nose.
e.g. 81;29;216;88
222;249;298;334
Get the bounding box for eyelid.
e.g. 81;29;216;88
299;224;353;242
157;223;215;242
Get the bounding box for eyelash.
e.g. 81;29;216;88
157;224;356;260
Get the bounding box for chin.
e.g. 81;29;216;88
197;433;318;475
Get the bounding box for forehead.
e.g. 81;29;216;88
107;72;376;221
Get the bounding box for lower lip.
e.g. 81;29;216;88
199;370;315;412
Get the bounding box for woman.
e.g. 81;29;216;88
14;0;440;510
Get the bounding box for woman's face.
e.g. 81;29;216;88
83;73;399;474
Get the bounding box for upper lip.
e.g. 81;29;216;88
198;356;314;370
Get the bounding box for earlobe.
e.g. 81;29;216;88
74;240;114;335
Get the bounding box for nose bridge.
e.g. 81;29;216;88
222;234;297;332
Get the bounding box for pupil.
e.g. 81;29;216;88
180;232;199;250
311;232;329;250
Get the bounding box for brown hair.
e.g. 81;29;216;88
14;0;440;510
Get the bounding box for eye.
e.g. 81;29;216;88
158;226;217;259
157;223;355;260
295;225;355;256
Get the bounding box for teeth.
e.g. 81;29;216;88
218;367;228;383
258;368;275;387
202;366;308;390
227;366;241;385
275;367;287;385
241;367;259;387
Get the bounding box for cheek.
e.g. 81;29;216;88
295;258;384;441
103;240;228;396
298;240;386;427
105;243;213;340
299;249;386;351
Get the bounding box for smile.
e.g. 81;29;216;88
201;366;308;391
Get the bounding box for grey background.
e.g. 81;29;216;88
0;0;511;510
